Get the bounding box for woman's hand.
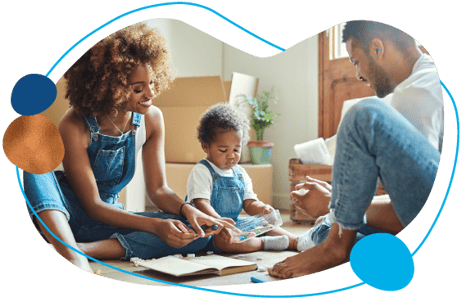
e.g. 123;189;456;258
150;218;198;249
290;176;332;218
181;205;237;238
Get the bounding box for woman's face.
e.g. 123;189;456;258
126;64;155;114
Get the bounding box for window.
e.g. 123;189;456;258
328;22;348;60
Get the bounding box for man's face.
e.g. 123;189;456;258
346;38;394;98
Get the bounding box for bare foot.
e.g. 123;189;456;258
268;223;356;279
77;238;126;260
268;243;347;278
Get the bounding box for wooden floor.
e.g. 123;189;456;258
89;211;313;287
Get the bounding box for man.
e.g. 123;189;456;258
268;20;442;279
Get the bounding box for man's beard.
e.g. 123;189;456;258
368;58;394;98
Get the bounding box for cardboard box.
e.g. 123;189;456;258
156;74;258;163
156;76;227;163
164;163;273;205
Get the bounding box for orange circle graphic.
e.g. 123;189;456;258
3;115;64;174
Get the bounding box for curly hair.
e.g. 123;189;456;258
197;103;250;146
342;20;416;55
64;23;175;116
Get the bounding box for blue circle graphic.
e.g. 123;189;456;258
350;233;414;291
11;74;57;116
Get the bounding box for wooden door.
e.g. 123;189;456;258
318;27;375;139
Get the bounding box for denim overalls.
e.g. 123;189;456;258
198;159;245;221
197;159;261;253
24;113;210;260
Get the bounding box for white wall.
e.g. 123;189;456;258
170;20;223;77
223;37;319;209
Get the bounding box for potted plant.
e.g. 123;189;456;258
244;87;280;164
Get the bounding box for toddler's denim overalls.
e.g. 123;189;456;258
198;159;245;221
197;159;258;253
23;113;210;260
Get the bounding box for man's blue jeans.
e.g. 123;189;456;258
312;99;440;244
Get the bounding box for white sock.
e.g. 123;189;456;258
297;214;329;252
263;235;289;251
297;229;316;252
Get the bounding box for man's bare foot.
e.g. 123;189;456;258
268;242;347;278
268;223;356;279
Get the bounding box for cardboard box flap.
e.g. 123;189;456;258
156;76;227;107
228;72;259;103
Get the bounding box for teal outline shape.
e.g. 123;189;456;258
45;1;285;78
16;1;460;297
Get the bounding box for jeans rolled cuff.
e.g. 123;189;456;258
110;233;134;260
28;203;70;221
329;210;363;236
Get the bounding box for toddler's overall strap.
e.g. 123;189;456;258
231;165;244;183
198;159;217;178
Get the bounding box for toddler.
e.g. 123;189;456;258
186;103;298;254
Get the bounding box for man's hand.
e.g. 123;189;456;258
290;176;332;218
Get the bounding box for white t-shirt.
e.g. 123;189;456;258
186;159;258;202
390;53;443;150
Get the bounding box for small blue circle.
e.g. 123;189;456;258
350;233;414;291
11;74;57;116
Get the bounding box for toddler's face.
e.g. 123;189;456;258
202;130;242;170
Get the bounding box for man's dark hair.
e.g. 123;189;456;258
342;20;416;54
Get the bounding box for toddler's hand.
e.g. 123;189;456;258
262;204;275;214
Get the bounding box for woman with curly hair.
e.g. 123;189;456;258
23;23;232;273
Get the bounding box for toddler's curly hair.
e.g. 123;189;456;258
64;23;175;116
197;103;250;146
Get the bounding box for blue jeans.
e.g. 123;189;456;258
311;99;440;244
23;171;211;260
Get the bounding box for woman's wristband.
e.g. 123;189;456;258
179;202;193;217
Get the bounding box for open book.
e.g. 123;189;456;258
133;254;258;277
